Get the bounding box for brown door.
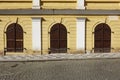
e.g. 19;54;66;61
94;23;111;53
50;23;67;53
6;23;23;52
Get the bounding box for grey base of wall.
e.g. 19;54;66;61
0;53;120;61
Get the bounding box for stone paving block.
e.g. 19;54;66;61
1;59;120;80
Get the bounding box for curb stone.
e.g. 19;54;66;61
0;53;120;61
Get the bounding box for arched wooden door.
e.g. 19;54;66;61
6;23;23;52
50;23;67;53
94;23;111;53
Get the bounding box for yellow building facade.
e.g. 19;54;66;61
0;0;120;55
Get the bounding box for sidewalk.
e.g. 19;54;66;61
0;53;120;61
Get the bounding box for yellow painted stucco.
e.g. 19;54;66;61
0;0;32;9
0;0;120;54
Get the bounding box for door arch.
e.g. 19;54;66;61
6;23;23;52
94;23;111;53
50;23;67;53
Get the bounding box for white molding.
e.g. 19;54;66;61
77;0;85;9
32;0;40;9
76;18;86;50
108;16;119;21
32;18;41;51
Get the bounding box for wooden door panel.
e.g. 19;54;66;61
50;28;59;39
7;40;15;52
60;40;67;48
94;23;111;53
95;40;103;48
50;23;67;53
50;40;59;49
16;41;23;52
6;23;23;52
103;40;111;48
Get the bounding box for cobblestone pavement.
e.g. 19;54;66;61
1;53;120;61
0;59;120;80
